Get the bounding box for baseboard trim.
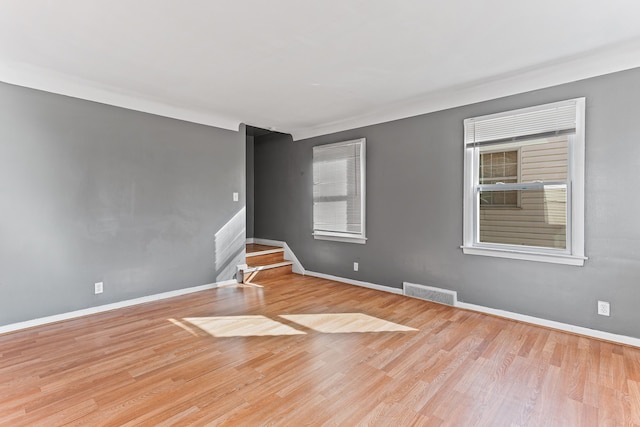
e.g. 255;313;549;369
250;238;306;275
0;279;237;336
305;271;403;295
456;302;640;348
303;270;639;348
283;243;306;275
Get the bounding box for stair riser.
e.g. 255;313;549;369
243;265;292;282
246;251;284;267
246;244;281;254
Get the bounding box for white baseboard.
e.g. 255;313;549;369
304;270;639;347
250;238;306;275
456;302;640;348
305;271;403;295
246;237;255;244
0;279;237;336
283;243;305;275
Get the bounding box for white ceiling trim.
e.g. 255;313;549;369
290;38;640;140
0;60;242;132
2;38;640;141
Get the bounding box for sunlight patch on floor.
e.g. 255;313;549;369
168;318;201;336
280;313;418;334
183;316;306;337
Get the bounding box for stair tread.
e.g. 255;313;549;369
246;247;284;258
242;261;293;272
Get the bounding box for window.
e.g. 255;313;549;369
479;149;520;207
313;138;366;244
462;98;586;266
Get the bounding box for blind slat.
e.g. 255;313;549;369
465;101;578;146
313;139;365;236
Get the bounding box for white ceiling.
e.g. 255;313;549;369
2;1;640;140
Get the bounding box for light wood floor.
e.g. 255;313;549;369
1;273;639;426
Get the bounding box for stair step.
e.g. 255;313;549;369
246;243;281;254
242;261;293;283
246;249;285;267
242;243;294;283
242;261;292;274
246;247;283;257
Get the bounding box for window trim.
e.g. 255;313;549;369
461;98;587;266
312;138;367;244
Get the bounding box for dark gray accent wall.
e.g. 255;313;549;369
0;82;245;327
246;134;254;238
254;67;640;339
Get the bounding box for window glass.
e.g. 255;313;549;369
462;98;586;266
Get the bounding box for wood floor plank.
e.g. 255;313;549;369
1;273;639;425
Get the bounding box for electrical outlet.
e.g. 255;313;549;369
233;192;239;202
597;300;610;316
353;262;359;272
95;282;104;295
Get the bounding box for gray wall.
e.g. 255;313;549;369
246;134;254;238
254;67;640;339
0;82;246;327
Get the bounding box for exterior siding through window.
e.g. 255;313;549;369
479;136;568;249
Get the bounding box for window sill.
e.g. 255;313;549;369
313;233;367;244
461;245;586;266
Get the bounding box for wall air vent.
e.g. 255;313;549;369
402;282;457;306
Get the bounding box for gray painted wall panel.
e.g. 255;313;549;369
246;135;255;238
254;67;640;338
0;82;245;326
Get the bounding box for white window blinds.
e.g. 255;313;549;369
465;100;579;146
313;138;366;243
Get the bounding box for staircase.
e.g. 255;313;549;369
241;243;294;283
